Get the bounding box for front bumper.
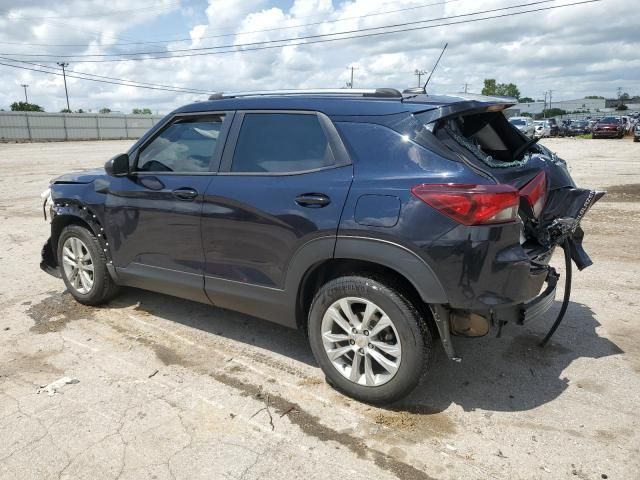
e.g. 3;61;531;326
593;130;621;137
40;238;61;278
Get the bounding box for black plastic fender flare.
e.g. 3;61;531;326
333;236;448;304
47;202;117;280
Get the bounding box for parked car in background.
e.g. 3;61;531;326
533;120;551;138
634;123;640;142
38;88;603;404
566;120;590;136
508;116;535;137
620;116;631;133
592;116;624;139
547;118;565;137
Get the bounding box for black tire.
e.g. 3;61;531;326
57;224;119;305
308;276;432;405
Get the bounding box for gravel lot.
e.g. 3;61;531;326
0;137;638;480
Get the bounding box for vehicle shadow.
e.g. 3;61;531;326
108;287;316;367
108;290;622;413
400;300;624;413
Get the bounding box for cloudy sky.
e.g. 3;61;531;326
0;0;638;113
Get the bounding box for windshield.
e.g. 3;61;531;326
600;117;619;123
509;119;526;125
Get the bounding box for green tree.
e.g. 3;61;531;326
482;79;497;96
519;96;535;103
496;83;520;99
616;104;629;111
132;108;152;115
481;79;520;99
76;109;85;113
99;108;111;114
584;96;605;99
11;101;44;112
60;108;72;113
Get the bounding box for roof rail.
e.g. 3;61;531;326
208;88;402;100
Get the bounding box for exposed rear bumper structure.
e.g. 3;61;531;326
519;268;558;324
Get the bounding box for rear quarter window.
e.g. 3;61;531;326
335;122;468;176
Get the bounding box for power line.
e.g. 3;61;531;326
0;0;600;64
0;0;461;48
2;0;560;59
0;61;214;95
0;2;181;19
0;56;215;94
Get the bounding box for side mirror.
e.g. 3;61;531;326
104;153;130;177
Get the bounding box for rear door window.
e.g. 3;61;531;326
231;113;335;173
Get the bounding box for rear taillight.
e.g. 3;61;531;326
519;171;547;218
411;184;519;226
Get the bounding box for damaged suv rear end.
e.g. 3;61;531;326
338;92;604;363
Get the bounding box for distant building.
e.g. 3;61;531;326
605;96;640;108
507;101;545;116
507;97;607;116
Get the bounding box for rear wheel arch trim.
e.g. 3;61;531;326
285;235;448;329
333;236;448;304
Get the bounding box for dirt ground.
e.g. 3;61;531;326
0;137;638;480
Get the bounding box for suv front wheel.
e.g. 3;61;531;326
57;224;119;305
308;276;432;405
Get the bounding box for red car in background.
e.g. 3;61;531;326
592;116;624;139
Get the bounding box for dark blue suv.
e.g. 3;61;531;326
40;88;602;404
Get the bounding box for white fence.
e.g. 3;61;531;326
0;111;164;142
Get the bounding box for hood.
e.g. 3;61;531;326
51;167;105;184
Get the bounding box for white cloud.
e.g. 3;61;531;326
0;0;638;113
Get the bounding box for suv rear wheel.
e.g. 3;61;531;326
308;276;431;405
57;224;119;305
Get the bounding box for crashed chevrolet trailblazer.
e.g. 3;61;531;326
40;89;603;404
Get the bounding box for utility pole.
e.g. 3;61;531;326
542;91;548;118
414;69;427;87
464;83;469;93
548;89;553;111
57;62;70;111
20;84;29;103
346;66;359;89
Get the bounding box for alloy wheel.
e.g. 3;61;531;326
61;236;95;294
321;297;402;387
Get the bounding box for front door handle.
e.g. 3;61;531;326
172;187;198;201
295;193;331;208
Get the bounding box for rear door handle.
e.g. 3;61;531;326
172;187;198;201
295;193;331;208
